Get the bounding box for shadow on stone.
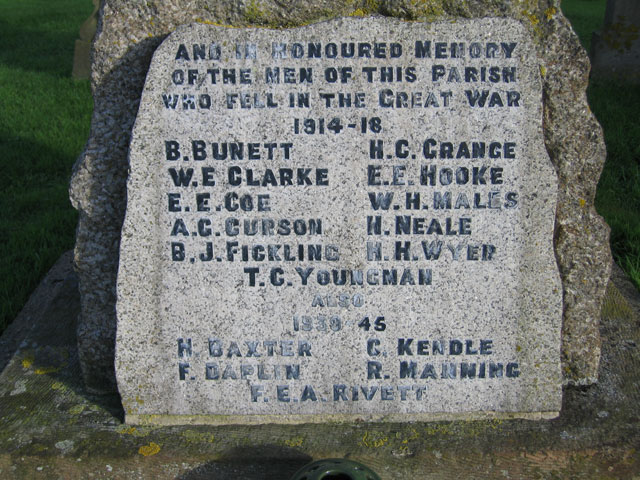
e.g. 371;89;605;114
0;250;125;422
177;445;312;480
72;34;166;394
555;263;640;442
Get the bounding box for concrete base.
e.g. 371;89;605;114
0;252;639;479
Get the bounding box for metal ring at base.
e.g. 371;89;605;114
289;458;381;480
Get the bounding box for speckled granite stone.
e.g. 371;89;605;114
115;16;563;423
70;1;610;396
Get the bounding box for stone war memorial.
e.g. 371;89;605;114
3;0;640;477
69;1;614;422
117;17;564;424
40;0;640;475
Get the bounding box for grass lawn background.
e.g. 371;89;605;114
0;0;638;334
0;0;93;333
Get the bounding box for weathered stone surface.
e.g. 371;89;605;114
70;0;610;395
116;17;562;423
1;255;638;478
591;0;640;80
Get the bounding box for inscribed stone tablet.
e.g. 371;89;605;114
116;17;563;424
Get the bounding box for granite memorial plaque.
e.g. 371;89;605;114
116;17;563;424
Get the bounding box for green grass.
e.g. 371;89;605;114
590;81;640;287
562;0;640;289
0;0;94;332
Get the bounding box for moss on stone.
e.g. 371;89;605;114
244;0;268;25
601;283;634;320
